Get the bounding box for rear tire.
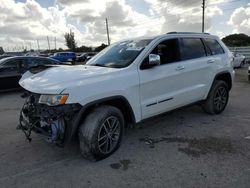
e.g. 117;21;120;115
202;80;229;114
78;105;124;161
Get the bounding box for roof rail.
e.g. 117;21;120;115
167;32;210;35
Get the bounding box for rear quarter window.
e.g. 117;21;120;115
203;38;224;55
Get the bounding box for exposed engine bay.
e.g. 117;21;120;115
18;92;81;145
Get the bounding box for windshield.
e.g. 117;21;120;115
87;39;152;68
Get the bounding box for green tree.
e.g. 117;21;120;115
222;34;250;47
75;45;92;52
64;30;77;51
95;43;108;52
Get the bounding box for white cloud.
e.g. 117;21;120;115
0;0;230;51
57;0;89;6
0;0;160;50
64;0;162;43
228;7;250;35
143;0;223;33
0;0;69;50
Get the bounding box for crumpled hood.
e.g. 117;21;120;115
19;65;118;94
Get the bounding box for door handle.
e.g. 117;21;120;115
207;59;215;64
175;66;185;71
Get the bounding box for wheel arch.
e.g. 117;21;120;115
213;71;232;91
67;96;136;143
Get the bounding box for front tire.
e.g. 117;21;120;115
78;105;124;161
202;80;229;114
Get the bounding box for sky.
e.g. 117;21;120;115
0;0;249;51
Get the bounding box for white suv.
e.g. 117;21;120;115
19;32;234;161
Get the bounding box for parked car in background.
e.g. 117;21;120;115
0;56;61;91
233;53;245;68
50;52;76;63
25;51;40;56
248;66;250;82
76;52;97;63
0;54;12;60
39;53;49;57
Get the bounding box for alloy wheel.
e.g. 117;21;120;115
98;116;121;154
214;86;228;111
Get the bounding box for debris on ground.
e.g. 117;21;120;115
110;159;131;170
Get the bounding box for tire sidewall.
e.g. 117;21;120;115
93;109;124;159
79;106;124;161
211;81;229;114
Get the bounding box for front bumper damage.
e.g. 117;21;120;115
18;92;81;146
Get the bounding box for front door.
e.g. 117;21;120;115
0;59;22;90
139;38;187;119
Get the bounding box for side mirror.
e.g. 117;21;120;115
141;54;161;70
149;54;160;66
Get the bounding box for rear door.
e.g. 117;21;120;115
202;38;226;92
177;37;215;101
0;58;22;90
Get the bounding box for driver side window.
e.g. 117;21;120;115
151;38;180;65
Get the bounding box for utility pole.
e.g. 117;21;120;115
70;29;73;50
37;39;40;51
202;0;205;33
47;36;51;51
54;37;57;50
105;18;110;45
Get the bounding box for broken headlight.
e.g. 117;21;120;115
39;94;68;106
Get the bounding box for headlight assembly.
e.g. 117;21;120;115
39;94;68;106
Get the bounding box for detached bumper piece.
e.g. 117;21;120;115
18;93;81;145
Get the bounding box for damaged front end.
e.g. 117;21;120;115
18;92;81;146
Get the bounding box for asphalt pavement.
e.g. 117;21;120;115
0;67;250;188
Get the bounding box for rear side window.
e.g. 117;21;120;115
179;38;206;61
28;58;39;67
203;38;224;55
